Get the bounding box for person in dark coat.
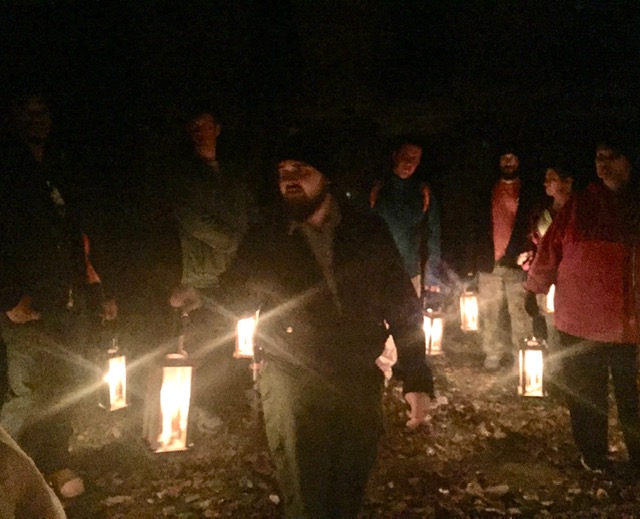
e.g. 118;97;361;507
171;132;434;518
0;94;116;498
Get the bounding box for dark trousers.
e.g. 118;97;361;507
1;311;80;475
560;331;640;464
259;361;383;519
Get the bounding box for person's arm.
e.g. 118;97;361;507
171;215;266;317
80;233;117;321
172;172;247;252
524;200;571;295
375;219;433;427
0;233;39;323
375;219;434;392
173;205;238;252
423;190;441;288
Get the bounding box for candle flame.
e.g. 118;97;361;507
104;355;127;411
235;313;258;358
460;292;479;331
156;365;192;452
423;312;444;355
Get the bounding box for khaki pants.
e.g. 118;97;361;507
479;265;533;362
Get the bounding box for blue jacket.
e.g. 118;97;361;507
370;175;441;286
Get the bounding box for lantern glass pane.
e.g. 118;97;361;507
235;314;257;358
156;364;192;452
423;314;444;355
460;292;479;331
519;349;544;397
104;354;127;411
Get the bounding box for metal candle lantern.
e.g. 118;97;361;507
103;338;127;411
543;284;556;314
423;309;444;356
460;290;479;331
144;312;193;453
518;337;546;397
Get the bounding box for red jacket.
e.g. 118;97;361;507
525;181;639;343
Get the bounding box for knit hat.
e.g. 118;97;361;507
276;129;335;178
497;141;521;159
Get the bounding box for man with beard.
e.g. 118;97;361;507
467;145;538;371
171;133;434;518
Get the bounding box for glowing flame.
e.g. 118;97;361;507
460;291;479;331
423;311;444;355
156;360;192;452
104;354;127;411
519;348;544;397
235;313;258;358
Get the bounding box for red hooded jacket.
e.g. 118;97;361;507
525;181;639;343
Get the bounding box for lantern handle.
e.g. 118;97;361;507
177;311;190;356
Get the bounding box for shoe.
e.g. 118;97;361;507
47;468;85;499
483;356;501;371
579;455;611;474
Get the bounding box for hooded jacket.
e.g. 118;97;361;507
525;181;639;343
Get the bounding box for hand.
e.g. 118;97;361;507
517;251;534;271
100;298;118;321
169;286;203;313
524;290;540;317
404;391;429;429
5;295;40;324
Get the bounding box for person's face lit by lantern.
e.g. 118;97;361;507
543;168;573;200
277;160;330;221
186;113;221;158
595;146;631;192
392;144;422;179
499;153;520;179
